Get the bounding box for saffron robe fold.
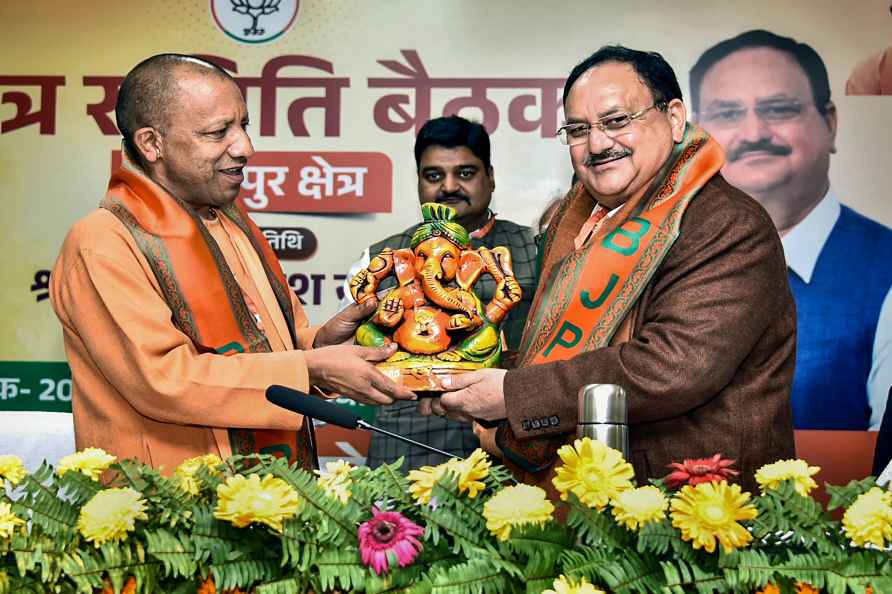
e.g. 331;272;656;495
51;161;318;472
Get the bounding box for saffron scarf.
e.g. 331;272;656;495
518;123;725;365
101;157;315;470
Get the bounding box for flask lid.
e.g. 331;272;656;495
577;384;627;424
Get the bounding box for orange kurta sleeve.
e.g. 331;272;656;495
51;210;310;435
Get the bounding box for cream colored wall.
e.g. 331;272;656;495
1;0;890;357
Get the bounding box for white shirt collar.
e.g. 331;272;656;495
781;188;841;284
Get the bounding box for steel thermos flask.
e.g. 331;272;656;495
577;384;630;460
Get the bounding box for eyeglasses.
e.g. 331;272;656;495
555;102;666;146
697;99;811;129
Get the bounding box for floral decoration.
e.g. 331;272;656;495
483;483;554;541
357;506;423;575
670;481;758;553
610;485;668;531
842;486;892;548
755;458;821;497
664;453;739;489
77;487;148;546
57;447;116;481
315;459;355;504
0;456;26;486
0;444;887;594
552;437;634;509
174;453;223;496
213;473;302;533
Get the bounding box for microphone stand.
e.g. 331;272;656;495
356;420;461;460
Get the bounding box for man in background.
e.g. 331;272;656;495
690;29;892;430
340;115;538;469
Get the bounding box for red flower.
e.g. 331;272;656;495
664;454;739;490
358;507;424;575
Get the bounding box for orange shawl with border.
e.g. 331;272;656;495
101;160;315;470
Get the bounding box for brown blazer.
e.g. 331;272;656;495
497;175;796;494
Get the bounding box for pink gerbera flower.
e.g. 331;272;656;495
358;507;424;575
664;453;739;490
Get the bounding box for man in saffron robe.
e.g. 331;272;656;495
50;54;415;473
423;46;796;493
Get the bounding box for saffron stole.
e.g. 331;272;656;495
519;125;725;365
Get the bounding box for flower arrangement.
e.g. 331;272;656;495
0;440;889;594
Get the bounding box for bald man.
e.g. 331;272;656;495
50;54;414;473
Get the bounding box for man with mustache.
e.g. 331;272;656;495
340;115;538;469
423;45;796;494
690;30;892;430
49;54;415;473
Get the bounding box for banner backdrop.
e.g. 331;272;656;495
2;0;890;468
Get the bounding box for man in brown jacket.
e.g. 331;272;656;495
423;45;796;494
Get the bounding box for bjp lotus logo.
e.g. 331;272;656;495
211;0;300;44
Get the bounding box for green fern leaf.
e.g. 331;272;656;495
660;558;727;594
825;477;876;512
428;556;513;594
559;547;615;584
254;576;309;594
565;498;629;551
312;546;369;593
209;558;279;591
144;528;197;579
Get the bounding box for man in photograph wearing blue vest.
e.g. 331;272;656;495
690;30;892;430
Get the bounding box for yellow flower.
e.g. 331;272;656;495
315;459;355;504
214;473;302;533
755;459;820;497
175;454;224;496
542;574;606;594
552;437;634;509
77;487;148;546
0;455;26;486
408;449;492;505
670;481;758;553
451;448;491;499
483;484;554;541
0;502;25;539
842;486;892;548
57;448;116;481
611;485;669;531
408;463;447;505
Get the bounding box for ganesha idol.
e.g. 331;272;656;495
349;203;522;391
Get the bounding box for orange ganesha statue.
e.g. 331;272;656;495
349;203;522;390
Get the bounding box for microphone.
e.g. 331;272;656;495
266;385;460;461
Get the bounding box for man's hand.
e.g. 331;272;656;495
473;422;503;458
305;343;416;405
313;298;377;348
418;368;508;421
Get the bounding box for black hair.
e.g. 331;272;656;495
115;54;234;164
563;45;682;108
414;115;491;171
689;29;831;116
